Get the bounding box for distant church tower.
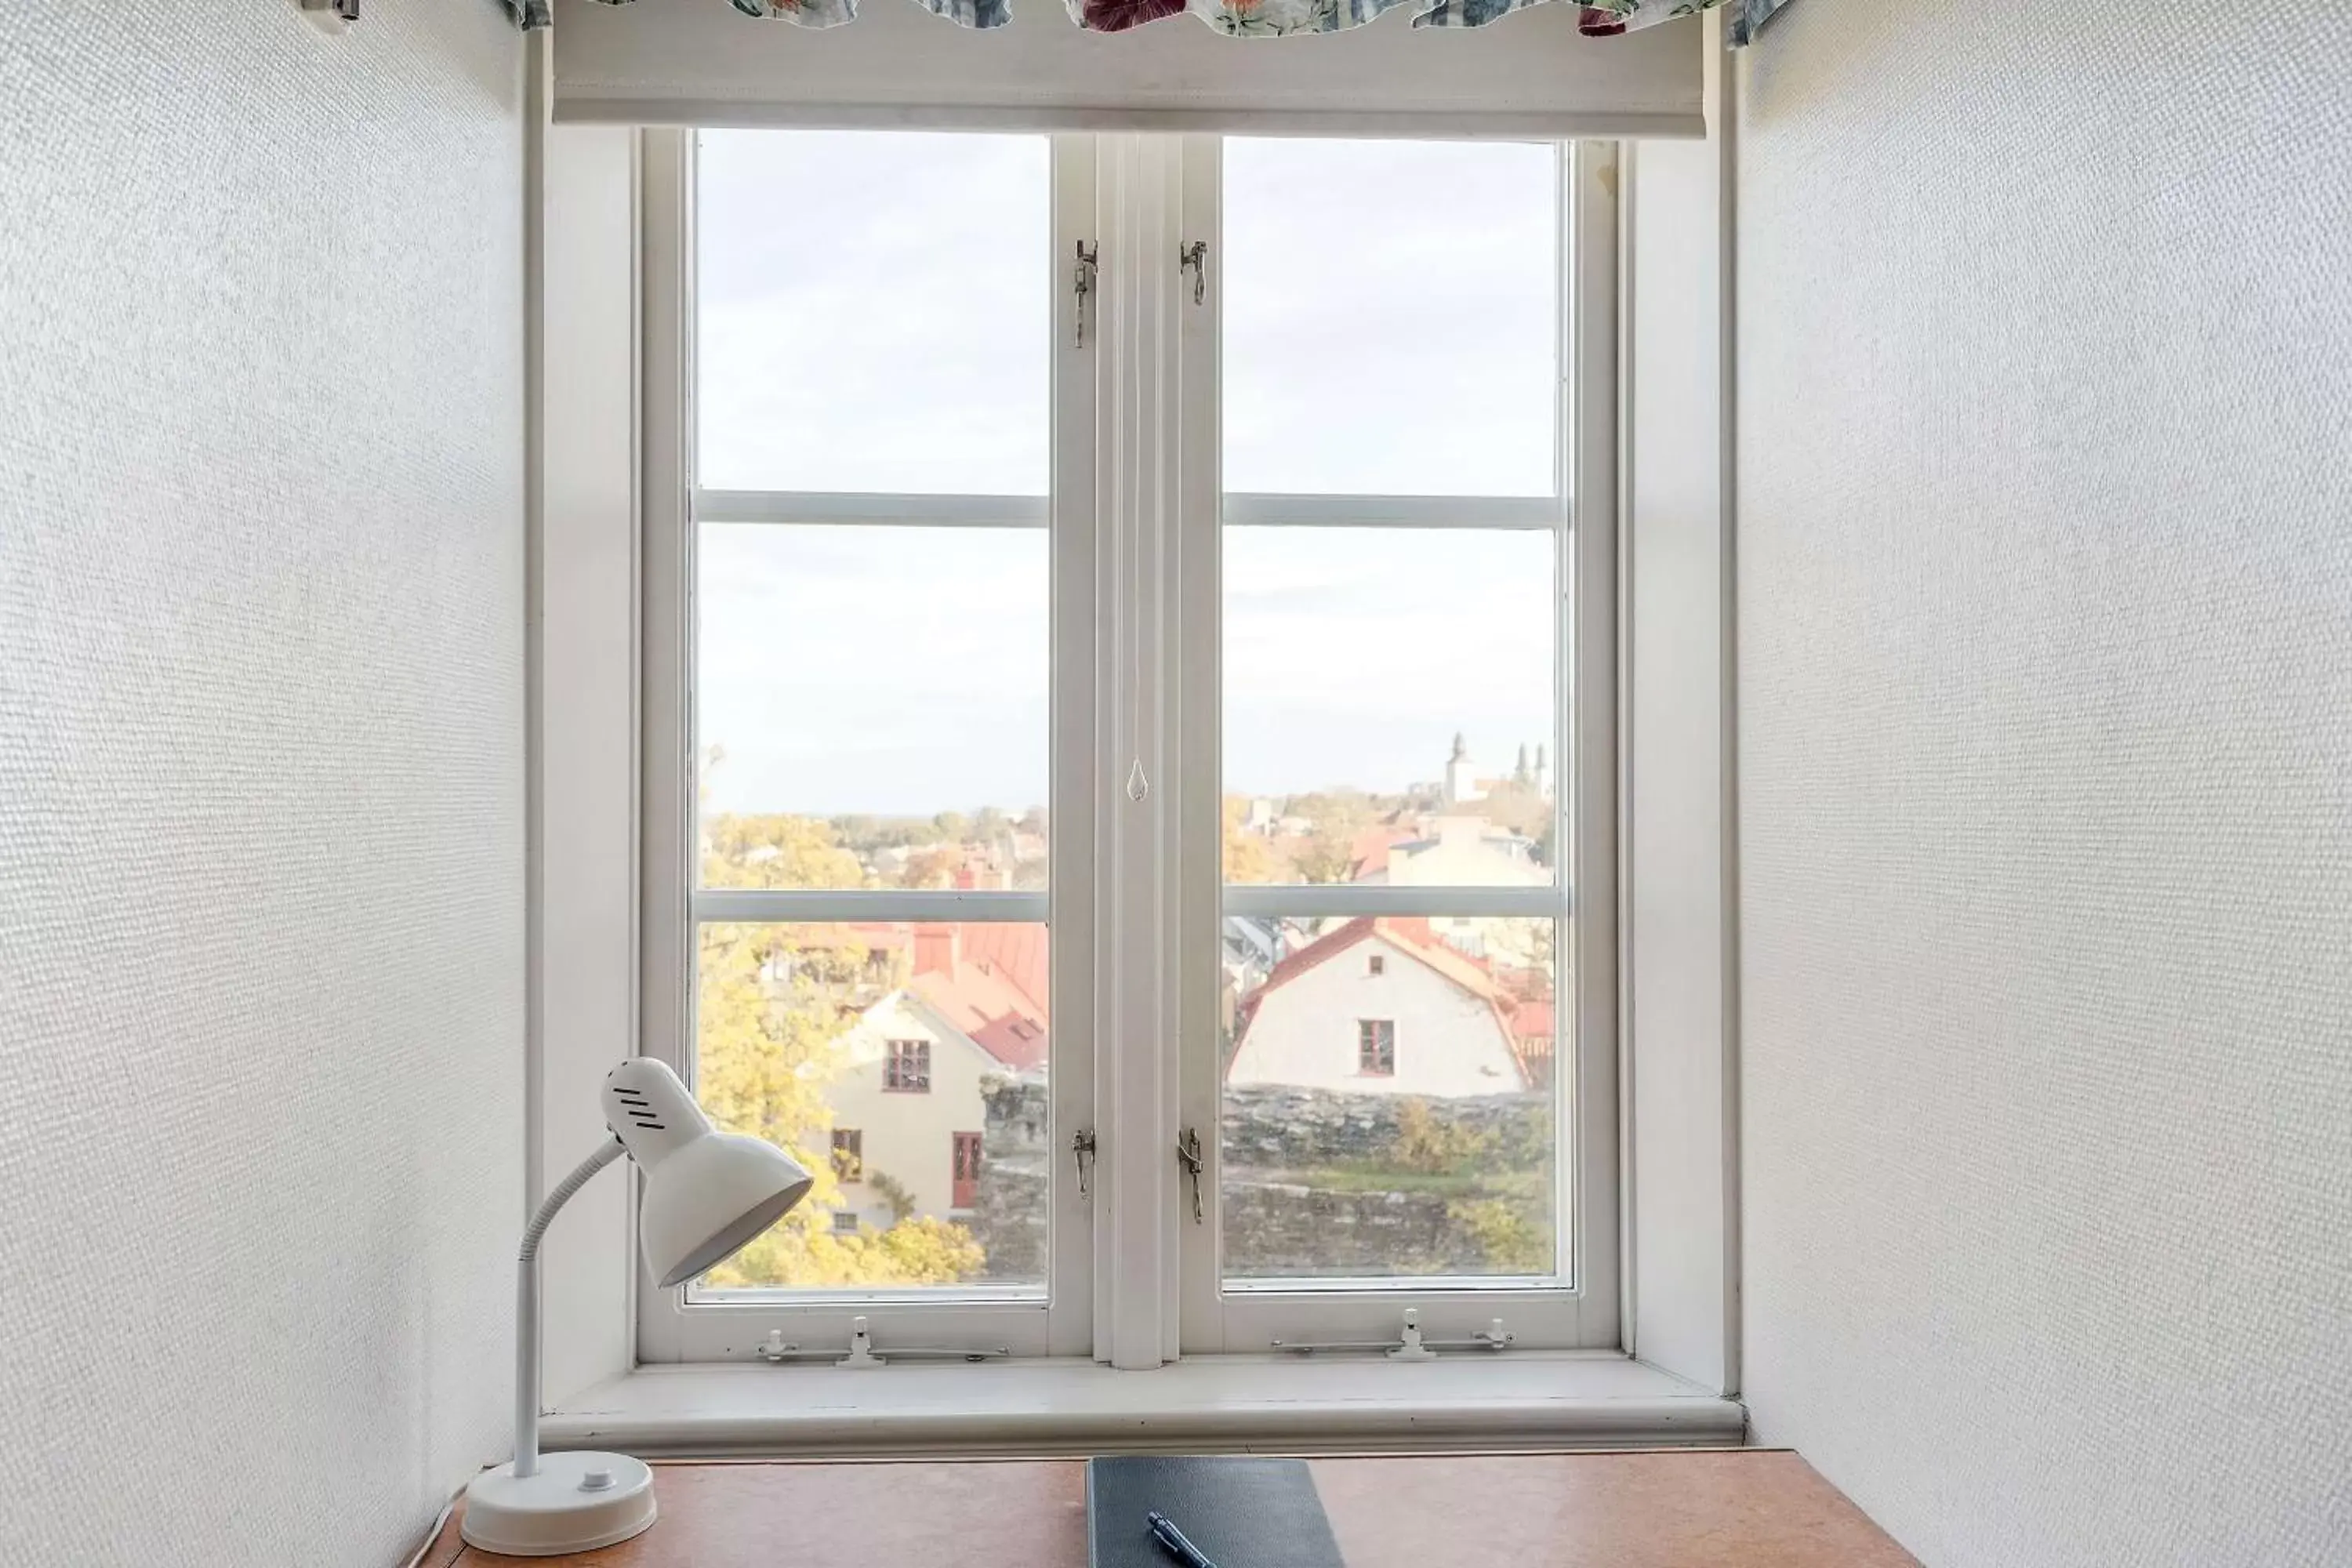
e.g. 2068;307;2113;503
1444;731;1482;805
1534;744;1552;799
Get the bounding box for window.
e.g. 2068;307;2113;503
883;1040;933;1095
641;127;1613;1366
1190;136;1596;1345
951;1131;985;1210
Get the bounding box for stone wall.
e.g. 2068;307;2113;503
968;1077;1555;1280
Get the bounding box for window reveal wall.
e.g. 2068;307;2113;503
0;2;525;1561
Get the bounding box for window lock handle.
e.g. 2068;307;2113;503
1176;1127;1204;1224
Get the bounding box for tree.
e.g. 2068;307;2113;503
694;775;986;1288
1290;833;1356;885
1286;789;1381;843
899;844;962;890
1221;797;1279;884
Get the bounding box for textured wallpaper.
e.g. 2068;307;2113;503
1736;2;2351;1564
0;3;524;1564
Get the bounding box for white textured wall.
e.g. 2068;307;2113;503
1737;2;2352;1564
0;3;524;1564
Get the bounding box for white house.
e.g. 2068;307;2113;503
1226;918;1552;1098
823;925;1047;1232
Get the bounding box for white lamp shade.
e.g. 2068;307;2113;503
603;1058;814;1288
640;1130;813;1287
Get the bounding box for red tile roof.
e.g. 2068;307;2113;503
955;924;1049;1018
908;924;1051;1072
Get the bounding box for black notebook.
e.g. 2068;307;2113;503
1085;1456;1345;1568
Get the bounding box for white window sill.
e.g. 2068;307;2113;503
545;1352;1744;1458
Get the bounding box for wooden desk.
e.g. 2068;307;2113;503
426;1452;1917;1566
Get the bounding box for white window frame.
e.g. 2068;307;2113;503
633;126;1618;1367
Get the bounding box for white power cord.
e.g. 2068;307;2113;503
397;1478;470;1568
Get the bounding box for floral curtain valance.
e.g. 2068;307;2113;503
512;0;1787;44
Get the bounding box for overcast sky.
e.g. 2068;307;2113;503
695;130;1561;818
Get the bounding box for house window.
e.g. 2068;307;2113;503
952;1131;985;1210
639;128;1611;1362
884;1040;931;1095
830;1210;860;1236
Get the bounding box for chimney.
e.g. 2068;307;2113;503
914;925;960;979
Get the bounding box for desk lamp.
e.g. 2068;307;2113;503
460;1058;812;1555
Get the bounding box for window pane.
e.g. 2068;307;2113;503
696;130;1051;495
1221;528;1555;887
694;920;1050;1293
1222;139;1559;497
698;524;1048;890
1221;917;1559;1285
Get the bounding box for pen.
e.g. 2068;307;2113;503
1146;1509;1221;1568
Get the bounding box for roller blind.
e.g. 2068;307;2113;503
550;0;1704;139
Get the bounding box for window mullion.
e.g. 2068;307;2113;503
1088;132;1198;1371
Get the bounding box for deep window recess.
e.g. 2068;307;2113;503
640;127;1613;1366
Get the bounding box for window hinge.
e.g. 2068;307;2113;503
754;1317;1011;1369
1072;1127;1098;1200
1179;239;1208;307
1073;240;1100;348
1176;1127;1205;1224
1272;1308;1515;1359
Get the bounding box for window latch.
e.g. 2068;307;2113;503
1175;1127;1205;1224
1179;240;1208;307
1272;1308;1515;1359
755;1317;1011;1370
1072;1127;1098;1200
1073;240;1100;348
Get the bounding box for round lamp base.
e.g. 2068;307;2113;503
459;1451;658;1558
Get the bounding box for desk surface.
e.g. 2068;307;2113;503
427;1451;1916;1566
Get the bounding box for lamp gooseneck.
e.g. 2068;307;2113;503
512;1134;626;1480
